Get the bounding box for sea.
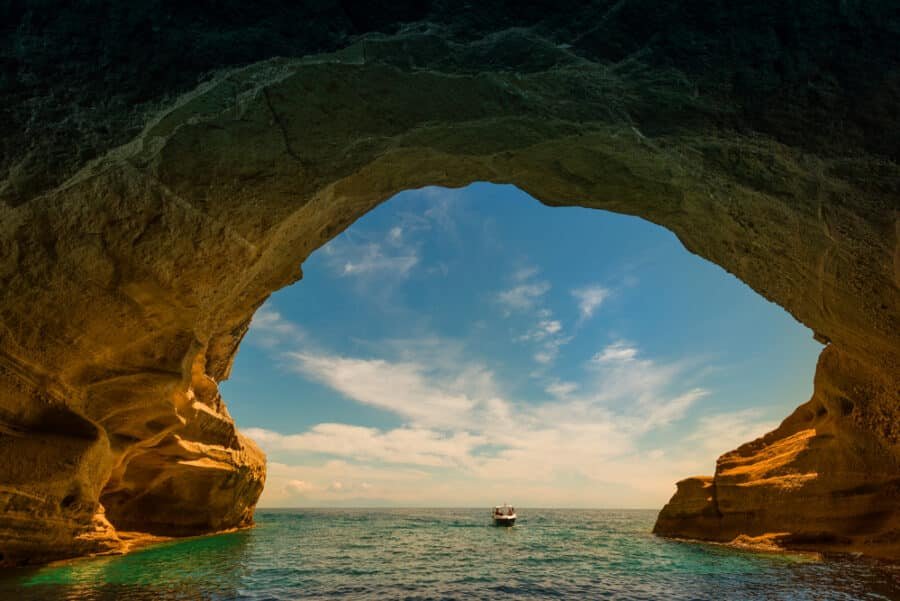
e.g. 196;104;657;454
1;509;898;600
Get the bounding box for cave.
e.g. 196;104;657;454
0;1;897;566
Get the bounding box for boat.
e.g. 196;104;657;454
492;504;516;526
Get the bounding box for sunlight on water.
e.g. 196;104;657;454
2;510;898;600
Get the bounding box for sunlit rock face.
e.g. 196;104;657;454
0;1;897;564
654;346;900;557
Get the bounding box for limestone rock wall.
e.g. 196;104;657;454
654;345;899;557
0;2;897;564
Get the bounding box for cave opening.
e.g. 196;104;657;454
218;182;822;510
1;2;897;596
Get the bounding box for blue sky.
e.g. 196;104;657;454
221;183;821;508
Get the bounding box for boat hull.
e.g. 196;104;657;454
493;516;516;526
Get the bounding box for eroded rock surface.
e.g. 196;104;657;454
654;345;900;557
0;1;897;564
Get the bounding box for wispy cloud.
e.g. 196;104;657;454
572;285;610;321
246;305;726;507
512;266;540;282
316;188;471;291
531;334;573;365
282;348;507;430
284;479;315;496
497;267;573;366
262;460;432;507
686;409;779;456
247;424;485;468
332;242;419;277
241;227;752;508
496;281;551;313
533;351;554;364
247;307;305;348
545;380;578;399
592;341;638;363
518;319;562;342
587;341;707;430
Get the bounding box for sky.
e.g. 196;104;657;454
220;183;822;509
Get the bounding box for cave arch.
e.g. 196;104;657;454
0;30;897;565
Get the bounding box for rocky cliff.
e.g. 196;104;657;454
654;345;899;557
0;1;897;564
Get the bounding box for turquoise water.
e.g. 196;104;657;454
1;509;898;600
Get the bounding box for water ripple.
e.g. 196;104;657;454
0;509;897;600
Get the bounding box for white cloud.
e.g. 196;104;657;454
247;306;305;348
315;188;468;288
512;266;540;282
529;333;573;366
572;285;610;320
423;193;457;233
256;404;717;507
232;186;801;509
338;242;419;277
246;424;485;468
686;409;779;456
284;479;314;496
499;268;571;366
263;453;676;507
284;352;479;427
542;320;563;335
534;351;553;364
545;380;578;398
641;388;709;430
496;282;551;313
592;341;638;363
586;342;706;430
243;307;730;509
419;186;460;203
247;330;725;508
517;319;562;342
260;460;432;506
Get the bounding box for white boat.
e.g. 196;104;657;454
492;504;516;526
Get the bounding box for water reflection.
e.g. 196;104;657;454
9;530;251;600
0;510;897;600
